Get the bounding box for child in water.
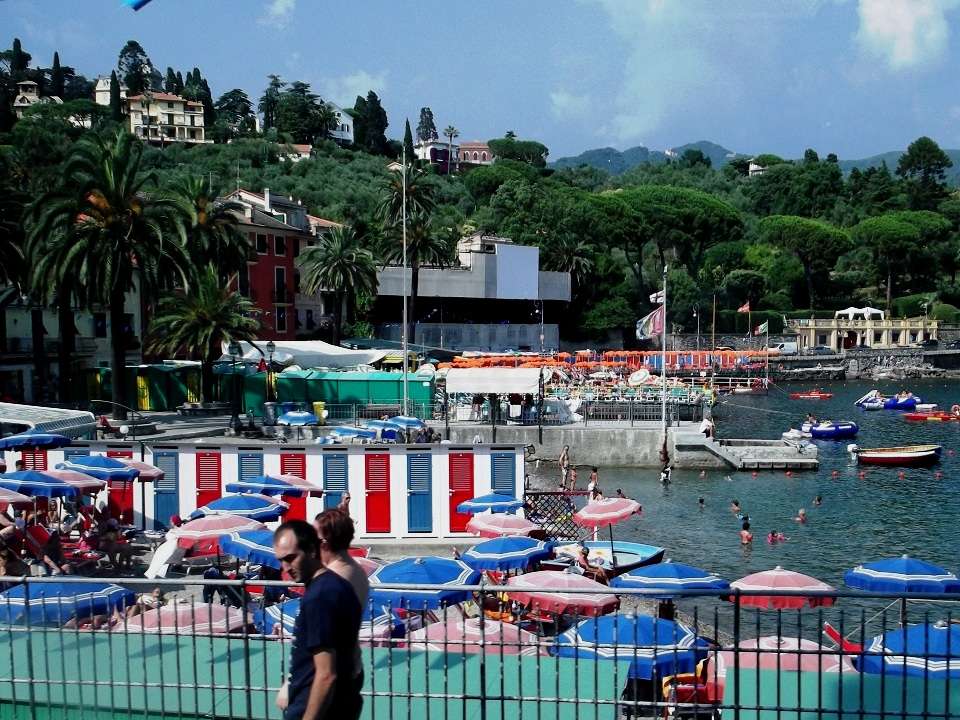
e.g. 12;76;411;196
795;508;807;523
767;529;788;544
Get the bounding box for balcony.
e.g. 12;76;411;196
272;287;292;304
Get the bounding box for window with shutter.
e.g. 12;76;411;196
322;454;347;510
22;449;47;470
196;452;222;507
152;451;179;530
491;453;516;497
280;453;306;478
238;453;264;482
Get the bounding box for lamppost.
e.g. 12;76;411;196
921;302;928;343
693;304;700;353
228;341;242;431
265;340;276;401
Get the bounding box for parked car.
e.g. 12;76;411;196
808;345;834;355
767;342;798;356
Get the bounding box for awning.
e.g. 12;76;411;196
445;368;544;395
220;340;387;369
0;403;95;439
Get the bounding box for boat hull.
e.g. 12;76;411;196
903;412;959;422
789;392;833;400
856;445;942;466
802;421;859;439
543;540;666;579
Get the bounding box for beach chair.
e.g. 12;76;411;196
822;621;864;653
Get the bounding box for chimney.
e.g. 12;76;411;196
263;188;271;212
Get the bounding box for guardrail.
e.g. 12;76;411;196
0;576;955;719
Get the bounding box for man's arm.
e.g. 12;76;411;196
301;649;337;720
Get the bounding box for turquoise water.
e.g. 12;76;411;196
529;380;960;627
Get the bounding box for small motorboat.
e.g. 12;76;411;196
789;390;834;400
801;420;859;440
848;444;942;466
903;411;960;422
541;540;665;580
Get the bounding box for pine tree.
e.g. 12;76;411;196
50;52;64;98
117;40;151;95
174;71;184;95
109;70;123;122
10;38;30;80
351;94;368;148
403;119;415;163
363;91;388;155
164;67;177;93
200;78;216;127
416;107;438;142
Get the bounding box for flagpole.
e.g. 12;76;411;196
661;264;668;438
402;142;409;416
711;293;716;377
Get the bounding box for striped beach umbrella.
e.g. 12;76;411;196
861;622;960;678
461;537;554;572
0;582;135;626
0;470;79;498
225;475;303;496
169;515;266;549
845;555;960;594
121;602;250;635
44;470;106;495
456;493;523;515
408;617;543;656
730;566;835;609
610;561;730;595
369;556;479;609
506;571;619;617
219;529;278;568
0;431;71;450
189;493;289;522
573;498;642;528
465;513;539;538
56;456;139;482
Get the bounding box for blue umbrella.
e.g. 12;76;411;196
57;456;139;482
553;614;711;680
256;597;399;640
0;430;71;450
219;529;278;568
329;426;378;440
225;476;304;497
0;470;79;498
369;556;480;609
456;493;524;515
387;416;424;430
0;582;135;626
610;561;731;596
845;555;960;593
364;419;403;431
277;411;319;427
461;537;555;571
860;622;960;678
190;494;288;522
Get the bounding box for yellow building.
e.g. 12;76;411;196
788;307;937;351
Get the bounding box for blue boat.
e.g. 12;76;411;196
855;390;921;410
883;396;920;410
801;420;859;440
541;540;665;579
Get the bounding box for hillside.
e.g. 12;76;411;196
552;140;737;174
839;149;960;185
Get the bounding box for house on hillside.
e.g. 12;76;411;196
414;138;459;174
94;86;210;145
12;80;63;118
459;141;493;166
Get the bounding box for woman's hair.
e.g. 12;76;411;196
314;509;354;552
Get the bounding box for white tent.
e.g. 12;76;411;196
834;307;884;320
445;368;545;395
220;340;386;369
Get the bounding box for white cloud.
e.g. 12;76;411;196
259;0;296;29
855;0;959;69
549;88;591;121
322;70;387;106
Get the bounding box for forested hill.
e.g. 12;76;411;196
839;150;960;186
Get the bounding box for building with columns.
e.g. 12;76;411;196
787;307;938;351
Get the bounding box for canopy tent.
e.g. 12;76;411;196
220;340;386;369
445;368;546;395
0;403;95;438
834;306;885;320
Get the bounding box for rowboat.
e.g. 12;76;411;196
789;390;833;400
540;540;665;580
850;444;942;466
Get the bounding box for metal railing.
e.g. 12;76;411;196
0;576;956;719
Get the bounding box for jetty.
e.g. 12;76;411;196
674;432;819;470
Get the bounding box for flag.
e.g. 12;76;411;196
737;301;751;313
649;290;665;303
635;306;665;340
754;321;768;336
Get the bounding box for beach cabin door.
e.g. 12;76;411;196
364;453;390;533
238;452;264;482
21;449;47;470
406;453;432;533
322;454;347;510
152;451;179;530
196;452;222;508
448;452;474;533
491;452;516;497
280;452;307;520
106;449;134;524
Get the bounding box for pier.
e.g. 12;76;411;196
673;432;819;470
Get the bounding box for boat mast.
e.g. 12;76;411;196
661;264;668;436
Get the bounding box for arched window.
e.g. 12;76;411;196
462;152;468;160
481;152;487;161
473;152;478;160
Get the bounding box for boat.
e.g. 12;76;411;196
800;420;859;439
789;390;834;400
882;396;920;410
541;540;666;579
855;390;922;410
861;400;884;411
849;444;942;466
903;411;960;422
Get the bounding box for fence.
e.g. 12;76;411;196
0;576;957;719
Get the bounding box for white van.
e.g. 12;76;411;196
768;342;798;356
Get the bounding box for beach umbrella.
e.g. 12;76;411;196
860;622;960;678
461;537;555;572
0;487;32;505
225;475;303;497
505;571;619;617
611;561;730;595
355;556;383;576
121;602;249;635
189;493;289;522
329;426;378;440
44;470;106;495
465;513;539;538
730;566;835;609
277;411;318;426
270;474;324;497
713;636;857;675
117;460;164;480
387;416;425;430
0;582;135;626
219;529;278;568
369;556;479;609
258;597;395;645
408;617;542;656
169;515;266;549
56;456;139;482
573;497;642;570
0;431;71;451
456;493;523;515
553;614;710;680
364;419;403;431
844;555;960;593
0;470;79;498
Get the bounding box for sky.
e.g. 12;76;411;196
3;0;960;160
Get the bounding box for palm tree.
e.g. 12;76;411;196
443;125;459;175
148;266;260;403
298;226;378;345
174;175;250;283
377;163;436;227
26;129;192;417
544;235;594;287
315;102;338;143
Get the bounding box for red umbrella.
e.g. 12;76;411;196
505;570;619;616
118;460;164;481
466;513;539;538
355;556;382;576
717;636;857;674
169;515;267;549
573;498;641;528
272;473;324;497
407;617;543;656
119;603;249;635
40;470;105;495
730;566;835;609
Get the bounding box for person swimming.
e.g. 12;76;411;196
698;497;705;510
740;521;753;545
795;508;807;523
813;495;822;507
767;529;788;544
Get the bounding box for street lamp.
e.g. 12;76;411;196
693;304;700;353
265;340;276;401
228;341;242;431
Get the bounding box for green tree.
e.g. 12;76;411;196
174;176;250;281
443;125;459;175
297;226;379;345
50;52;64;98
758;215;850;308
677;149;711;169
9;38;30;80
117;40;151;96
852;215;922;310
214;88;255;133
896;136;953;210
164;67;177;93
0;85;14;132
148;266;260;403
488;135;549;167
358;91;388;155
403;119;415;164
25;130;191;416
314;101;337;142
721;269;767;307
108;70;123;122
416;107;438;142
378;163;437;226
258;74;284;130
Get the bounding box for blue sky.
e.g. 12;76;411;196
3;0;960;160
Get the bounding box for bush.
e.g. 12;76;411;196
892;293;933;318
931;302;960;323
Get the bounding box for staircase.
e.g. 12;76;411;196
675;433;818;470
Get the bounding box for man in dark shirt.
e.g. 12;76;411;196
273;520;363;720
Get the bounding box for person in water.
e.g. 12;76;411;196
739;521;753;545
615;488;626;499
795;508;808;523
813;495;822;507
805;413;817;424
698;497;705;510
659;465;672;484
730;499;741;515
767;529;788;544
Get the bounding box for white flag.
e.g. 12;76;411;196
649;290;665;303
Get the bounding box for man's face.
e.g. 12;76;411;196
273;530;320;583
